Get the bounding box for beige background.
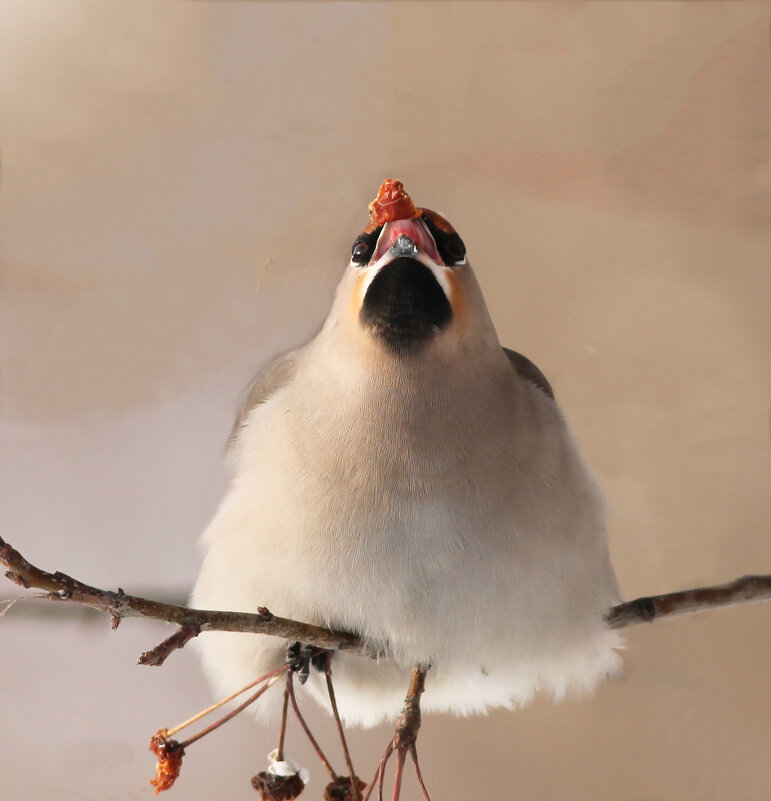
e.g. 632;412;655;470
1;2;770;800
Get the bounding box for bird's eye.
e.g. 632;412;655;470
350;227;381;266
422;215;466;266
351;239;370;264
442;234;466;265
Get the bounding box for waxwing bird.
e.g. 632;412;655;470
192;179;622;728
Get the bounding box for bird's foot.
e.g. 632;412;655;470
285;641;330;684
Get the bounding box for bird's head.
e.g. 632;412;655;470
328;179;497;361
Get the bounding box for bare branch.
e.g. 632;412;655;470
2;535;769;667
606;574;771;628
139;621;201;666
0;535;372;660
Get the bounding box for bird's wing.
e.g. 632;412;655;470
227;350;299;450
502;347;555;400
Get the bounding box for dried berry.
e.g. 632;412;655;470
323;775;367;801
149;729;185;794
368;179;419;226
251;771;306;800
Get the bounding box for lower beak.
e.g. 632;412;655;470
372;217;443;265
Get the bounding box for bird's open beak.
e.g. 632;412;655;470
371;217;444;266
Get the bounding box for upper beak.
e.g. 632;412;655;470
371;217;443;266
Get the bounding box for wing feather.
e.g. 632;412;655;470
227;350;299;450
502;347;554;400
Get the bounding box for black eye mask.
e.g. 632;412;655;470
350;226;383;266
421;215;466;266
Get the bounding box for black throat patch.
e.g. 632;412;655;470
359;257;453;355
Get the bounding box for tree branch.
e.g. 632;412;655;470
0;535;373;661
605;573;771;628
1;535;769;666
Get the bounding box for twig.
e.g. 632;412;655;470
0;535;372;660
2;535;770;665
139;621;201;666
606;574;771;629
394;667;426;753
364;666;428;801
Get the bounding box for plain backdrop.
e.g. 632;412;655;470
1;2;769;800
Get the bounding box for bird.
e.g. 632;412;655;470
191;178;622;729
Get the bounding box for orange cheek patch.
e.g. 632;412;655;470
445;271;469;332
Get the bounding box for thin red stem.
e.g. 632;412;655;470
391;746;407;801
410;744;432;801
325;661;361;801
165;663;288;737
286;672;337;780
377;743;394;801
178;670;283;748
276;673;291;761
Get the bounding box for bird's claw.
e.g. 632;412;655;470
285;642;330;684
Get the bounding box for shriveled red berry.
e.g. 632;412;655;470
149;730;185;794
251;770;306;800
368;179;420;226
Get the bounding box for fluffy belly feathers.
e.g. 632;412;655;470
192;382;621;727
